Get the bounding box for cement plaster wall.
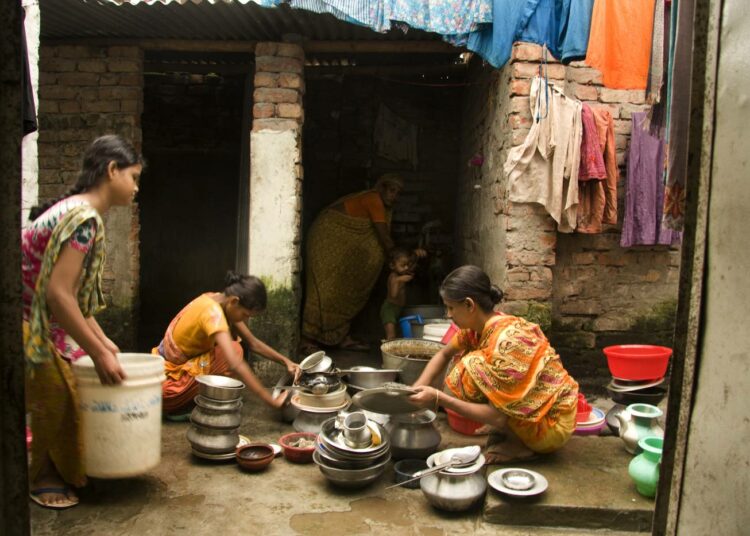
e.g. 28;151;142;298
676;0;750;532
21;1;39;225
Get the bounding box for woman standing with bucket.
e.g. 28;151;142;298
22;135;143;509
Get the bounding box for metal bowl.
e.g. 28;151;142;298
300;351;334;373
196;375;245;401
296;383;349;408
312;450;390;489
345;366;400;389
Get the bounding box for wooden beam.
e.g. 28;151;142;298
305;63;467;78
43;37;460;55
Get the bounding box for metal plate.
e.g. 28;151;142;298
351;387;420;415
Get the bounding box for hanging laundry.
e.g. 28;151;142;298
585;0;657;89
505;76;583;233
646;0;672;135
577;105;618;233
663;0;692;231
621;112;681;247
374;104;419;170
578;104;606;180
456;0;596;68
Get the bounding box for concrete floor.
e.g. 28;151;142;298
31;350;656;535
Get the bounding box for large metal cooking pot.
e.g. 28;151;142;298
381;339;445;386
386;410;441;460
190;403;242;430
344;366;400;389
186;423;240;454
420;466;487;511
196;375;244;401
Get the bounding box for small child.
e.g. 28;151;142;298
381;247;417;340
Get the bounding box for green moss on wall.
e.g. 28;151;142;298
248;278;299;362
631;299;678;334
519;301;552;332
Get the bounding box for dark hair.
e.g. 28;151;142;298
390;247;415;264
29;134;144;221
224;271;267;311
439;265;503;312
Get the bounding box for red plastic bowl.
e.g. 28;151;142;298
603;345;672;381
445;408;483;435
278;432;317;463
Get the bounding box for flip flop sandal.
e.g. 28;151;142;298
30;487;79;510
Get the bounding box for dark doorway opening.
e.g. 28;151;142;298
137;52;251;350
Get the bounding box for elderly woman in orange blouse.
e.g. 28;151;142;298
301;173;423;353
410;265;579;463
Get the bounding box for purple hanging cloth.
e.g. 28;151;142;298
621;112;681;247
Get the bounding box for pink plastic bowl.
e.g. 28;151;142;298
603;345;672;381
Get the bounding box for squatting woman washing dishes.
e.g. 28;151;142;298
153;272;299;416
409;265;579;463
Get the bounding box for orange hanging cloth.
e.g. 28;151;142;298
585;0;656;89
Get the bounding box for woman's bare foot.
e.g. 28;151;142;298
30;455;79;509
473;424;497;436
484;432;538;464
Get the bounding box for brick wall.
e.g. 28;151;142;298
459;43;680;388
37;44;143;349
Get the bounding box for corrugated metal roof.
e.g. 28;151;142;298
40;0;445;43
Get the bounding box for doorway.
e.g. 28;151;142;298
137;52;251;350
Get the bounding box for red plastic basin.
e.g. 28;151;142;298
603;345;672;381
445;408;483;435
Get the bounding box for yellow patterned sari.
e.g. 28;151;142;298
446;314;579;453
302;202;387;346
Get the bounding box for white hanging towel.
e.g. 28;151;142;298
504;76;582;233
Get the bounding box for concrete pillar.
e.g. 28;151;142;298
247;42;305;370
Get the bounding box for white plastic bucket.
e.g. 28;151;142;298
72;353;165;478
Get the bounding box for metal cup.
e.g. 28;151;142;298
342;411;372;448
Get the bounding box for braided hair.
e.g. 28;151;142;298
224;271;267;311
29;134;143;221
439;265;504;312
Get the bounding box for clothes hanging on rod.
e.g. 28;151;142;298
621;112;681;247
505;75;582;233
585;0;657;89
577;104;619;234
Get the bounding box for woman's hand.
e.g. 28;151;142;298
409;385;440;410
270;390;291;409
413;248;428;258
102;336;120;355
286;361;301;382
92;349;127;385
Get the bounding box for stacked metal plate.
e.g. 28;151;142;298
313;417;391;488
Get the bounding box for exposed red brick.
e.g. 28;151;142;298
256;56;304;74
255;42;279;56
253;103;275;119
107;59;140;73
510;79;531;96
253;87;300;104
573;83;599;101
277;103;303;120
277;43;305;60
255;72;279;88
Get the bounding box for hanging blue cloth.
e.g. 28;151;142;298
457;0;594;68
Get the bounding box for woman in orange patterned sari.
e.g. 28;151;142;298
411;265;578;463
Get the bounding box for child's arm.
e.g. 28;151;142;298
387;272;414;301
233;321;300;379
213;330;288;408
46;244;125;384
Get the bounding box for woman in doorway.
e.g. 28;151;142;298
22;135;143;509
154;272;299;416
409;265;579;463
300;173;424;353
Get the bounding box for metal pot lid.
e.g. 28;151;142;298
426;448;486;475
289;394;351;413
351;387;421;415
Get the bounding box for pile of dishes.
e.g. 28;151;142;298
574;392;606;436
313;413;391;488
603;345;670;435
291;352;351;433
186;375;247;460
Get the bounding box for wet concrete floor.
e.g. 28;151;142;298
30;349;652;535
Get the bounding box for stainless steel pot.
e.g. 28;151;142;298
386;410;441;460
190;404;242;430
344;366;400;389
420;469;487;511
196;375;244;401
381;339;444;386
186;423;240;454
